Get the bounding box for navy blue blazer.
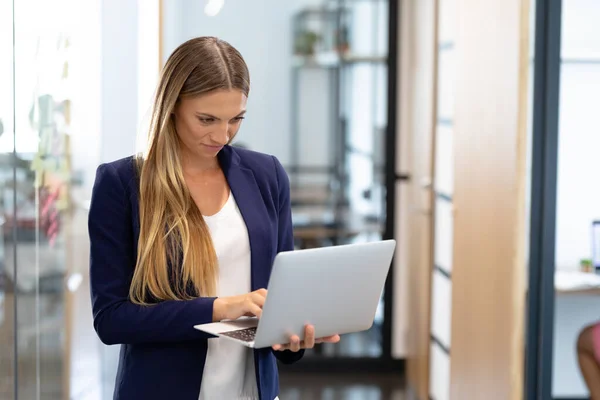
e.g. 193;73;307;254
88;145;304;400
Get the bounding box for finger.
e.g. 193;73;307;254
244;296;263;317
275;339;314;351
248;304;262;318
323;334;341;343
304;325;315;349
251;292;266;307
255;288;268;298
272;343;290;351
318;334;341;343
290;335;301;352
330;334;341;342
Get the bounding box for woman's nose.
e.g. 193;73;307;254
213;122;230;144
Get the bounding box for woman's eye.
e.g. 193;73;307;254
232;117;245;123
199;117;215;124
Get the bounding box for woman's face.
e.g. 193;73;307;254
174;89;247;163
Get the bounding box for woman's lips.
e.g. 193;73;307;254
203;144;224;151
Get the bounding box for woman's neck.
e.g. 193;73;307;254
180;151;220;174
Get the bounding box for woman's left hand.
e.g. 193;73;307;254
272;324;340;352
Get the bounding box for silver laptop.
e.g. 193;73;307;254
194;240;396;348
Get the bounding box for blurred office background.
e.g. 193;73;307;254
1;0;600;399
1;0;402;399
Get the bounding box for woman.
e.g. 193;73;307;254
89;37;340;400
578;323;600;398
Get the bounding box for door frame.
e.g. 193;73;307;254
525;0;562;398
283;0;404;372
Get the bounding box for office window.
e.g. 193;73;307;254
550;0;600;398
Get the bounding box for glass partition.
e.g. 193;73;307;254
527;0;600;398
552;1;600;397
1;1;399;397
1;1;104;398
0;0;16;397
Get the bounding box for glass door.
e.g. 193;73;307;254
1;1;104;398
288;0;393;363
526;0;600;398
0;0;16;395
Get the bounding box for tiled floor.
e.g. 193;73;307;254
279;372;407;400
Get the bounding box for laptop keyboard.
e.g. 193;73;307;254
220;327;257;342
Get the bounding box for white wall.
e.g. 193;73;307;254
555;98;600;270
98;2;161;398
70;0;102;194
0;1;13;152
136;0;161;154
554;0;600;270
98;3;140;396
100;0;139;164
161;0;323;165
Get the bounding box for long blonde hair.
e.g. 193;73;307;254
130;37;250;305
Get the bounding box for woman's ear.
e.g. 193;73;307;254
172;98;181;116
171;104;179;119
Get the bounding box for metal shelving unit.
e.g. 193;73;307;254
290;0;388;229
288;0;391;361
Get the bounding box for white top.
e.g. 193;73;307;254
199;193;258;400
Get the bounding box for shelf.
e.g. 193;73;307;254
295;7;340;18
293;53;387;68
291;2;389;226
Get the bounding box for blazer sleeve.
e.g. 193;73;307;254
89;163;216;345
271;156;305;364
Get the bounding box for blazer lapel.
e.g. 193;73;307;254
221;150;273;291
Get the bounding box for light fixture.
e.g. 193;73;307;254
67;273;83;292
204;0;225;17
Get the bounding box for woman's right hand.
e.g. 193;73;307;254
212;288;267;322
